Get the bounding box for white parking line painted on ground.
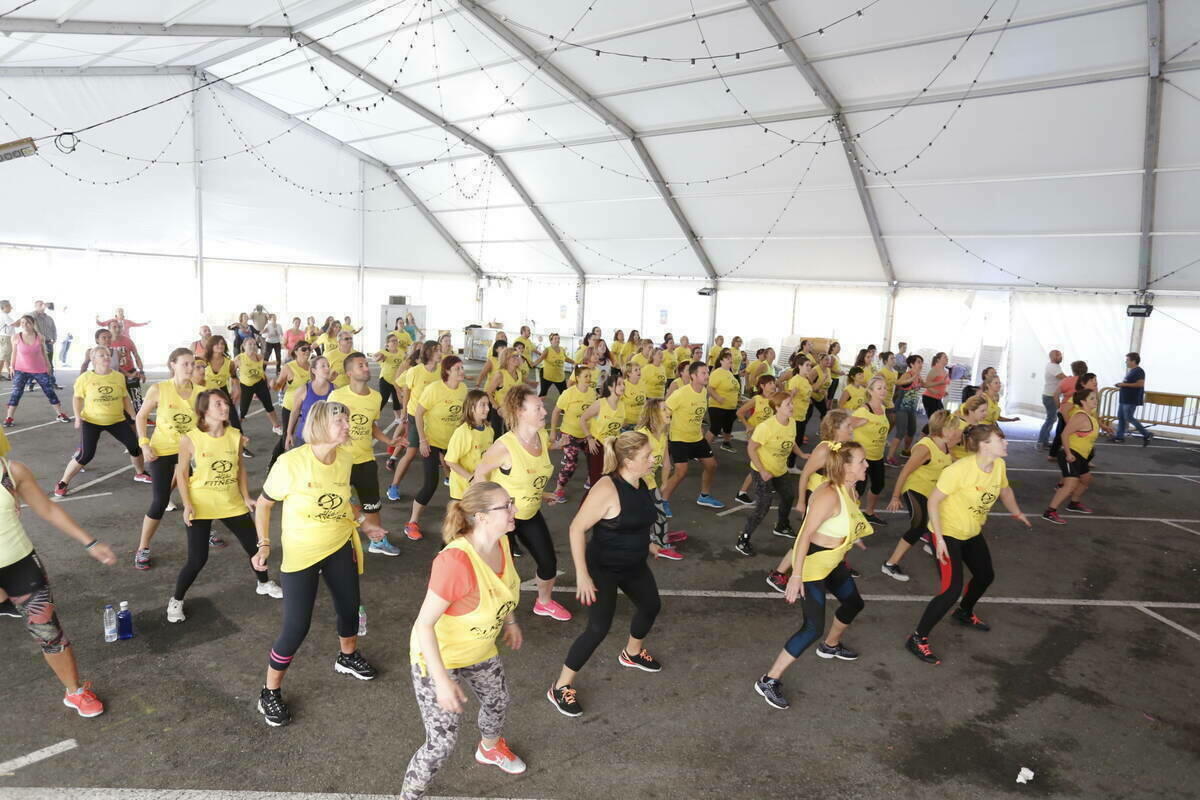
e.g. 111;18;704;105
4;420;62;436
1179;476;1200;486
716;505;1200;525
0;739;77;776
42;492;113;506
1006;468;1200;479
1011;437;1192;451
0;790;545;800
1162;520;1200;537
67;464;134;495
1136;606;1200;643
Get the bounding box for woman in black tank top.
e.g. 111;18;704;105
547;431;664;718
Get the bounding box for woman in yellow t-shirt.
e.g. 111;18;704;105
1043;387;1112;525
851;376;891;523
389;341;440;491
636;398;683;560
531;332;568;398
736;391;803;556
444;390;494;506
270;340;314;469
485;348;525;439
706;335;727;367
549;366;596;504
253;400;387;727
950;395;989;460
579;372;626;490
734;374;780;504
907;424;1030;666
169;390;282;623
882;410;963;580
236;338;282;435
475;339;506;391
754;441;871;710
55;345;147;497
203;335;241;430
708;349;741;454
374;334;408;425
981;375;1021;426
407;356;469;539
641;347;667;400
610;329;627;368
404;481;526;797
621;362;647;429
839;366;868;412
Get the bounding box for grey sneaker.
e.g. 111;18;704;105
754;675;788;709
881;562;910;582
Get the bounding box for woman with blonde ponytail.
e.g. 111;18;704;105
548;431;663;718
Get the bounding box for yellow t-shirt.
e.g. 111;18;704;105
418;380;468;450
641;363;666;398
235;353;266;387
515;336;535;365
541;347;566;383
393;330;413;359
489;429;552;520
636;426;667;490
931;456;1009;541
984;395;1001;425
751;415;795;478
262;444;360;573
555;385;596;439
445;423;494;500
675;346;692;366
631;352;649;369
573;346;588;365
588;397;624;442
748;395;774;429
185;427;245;520
74;370;128;426
204;357;232;391
1066;409;1099;459
150;380;198;457
842;384;867;411
326;348;351;389
492;370;521;411
376;350;407;385
328;385;381;464
706;346;724;367
665;384;707;443
622;379;648;425
661;349;677;376
787;375;813;422
404;364;439;415
851;405;890;461
901;436;952;498
709;368;740;410
281;361;311;412
878;367;899;409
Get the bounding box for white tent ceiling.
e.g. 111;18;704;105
1;0;1198;292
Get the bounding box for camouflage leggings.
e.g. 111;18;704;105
0;551;69;654
402;656;509;800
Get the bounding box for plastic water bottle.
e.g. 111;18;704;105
357;605;367;636
116;600;134;640
103;604;118;643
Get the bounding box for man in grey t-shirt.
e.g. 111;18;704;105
1038;349;1065;449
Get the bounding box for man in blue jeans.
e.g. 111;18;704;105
1038;349;1065;449
1114;352;1152;445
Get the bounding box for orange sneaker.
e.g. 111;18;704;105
63;682;105;718
404;522;423;541
475;737;527;774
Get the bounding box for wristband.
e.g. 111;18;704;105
138;437;151;445
84;539;98;550
503;620;518;626
256;541;271;548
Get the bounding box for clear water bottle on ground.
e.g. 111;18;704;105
116;600;134;640
103;604;118;642
358;605;367;636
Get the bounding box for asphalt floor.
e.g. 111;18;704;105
1;363;1198;800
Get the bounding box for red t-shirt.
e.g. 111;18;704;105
283;329;306;352
108;334;138;374
428;546;507;616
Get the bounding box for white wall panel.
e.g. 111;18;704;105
640;280;713;345
791;285;889;356
1140;297;1200;395
714;283;795;349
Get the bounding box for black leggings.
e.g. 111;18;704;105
915;534;994;637
789;420;806;468
921;396;945;417
509;511;556;581
238;380;275;418
740;473;794;539
265;342;282;371
268;541;359;671
901;490;930;545
784;554;863;657
75;419;139;465
268;407;291;470
539;377;566;397
145;453;179;521
379;377;402;411
173;513;268;600
709;407;736;437
487;407;505;440
415;446;446;505
564;560;660;671
855;457;885;497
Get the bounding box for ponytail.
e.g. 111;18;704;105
442;481;507;545
602;430;650;476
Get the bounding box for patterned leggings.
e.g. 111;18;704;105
0;551;69;654
8;370;60;407
650;486;668;547
402;656;509;800
554;435;587;491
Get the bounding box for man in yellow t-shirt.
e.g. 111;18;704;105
663;362;724;511
325;330;356;389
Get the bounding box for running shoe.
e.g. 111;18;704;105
815;642;859;661
583;479;592;491
385;457;398;471
1042;509;1066;525
696;493;725;509
719;442;736;453
62;682;104;718
167;597;185;623
134;548;151;570
53;481;68;497
242;448;254;459
864;514;887;526
765;571;788;594
952;608;991;631
619;648;662;672
1143;432;1154;447
256;580;284;599
532;599;572;621
787;466;803;475
2;418;12;428
771;525;795;539
900;449;911;458
404;522;423;541
923;542;934;556
475;738;526;775
547;684;582;717
664;530;688;544
272;425;283;436
885;457;901;468
654;546;684;561
132;472;152;484
881;562;910;582
1066;501;1093;514
906;634;940;665
735;491;754;505
368;537;401;556
662;500;673;518
0;599;20;617
386;485;401;502
209;534;226;548
443;476;450;487
56;413;71;423
166;502;177;512
258;686;291;727
551;488;567;504
334;650;377;680
754;675;789;710
735;537;755;557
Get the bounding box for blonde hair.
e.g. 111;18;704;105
824;441;865;485
502;384;537;427
820;408;851;442
302;400;349;445
602;430;650;475
442;481;507;545
959;394;988;419
637;397;666;434
928;409;962;438
866;375;887;393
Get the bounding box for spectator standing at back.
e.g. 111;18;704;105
1114;352;1152;445
0;300;14;380
1038;350;1066;450
96;307;149;339
30;300;59;389
250;305;269;333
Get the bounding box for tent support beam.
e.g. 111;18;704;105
1133;0;1164;352
192;74;204;313
0;19;289;36
745;0;896;287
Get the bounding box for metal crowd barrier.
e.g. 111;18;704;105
1098;386;1200;431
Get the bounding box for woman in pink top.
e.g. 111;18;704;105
921;352;950;417
282;317;307;353
5;316;69;428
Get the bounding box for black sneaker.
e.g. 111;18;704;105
257;686;291;727
865;514;887;526
1143;432;1153;447
735;538;755;557
952;608;991;631
754;675;789;710
618;648;662;673
547;684;582;717
848;565;861;578
242;448;255;459
385;456;398;471
771;525;795;539
765;570;788;594
334;650;377;680
0;599;20;618
906;633;940;665
880;562;909;582
719;442;736;453
815;642;859;661
735;491;754;506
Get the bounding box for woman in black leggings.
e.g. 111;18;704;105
168;390;282;624
252;400;386;727
405;356;468;540
548;431;663;718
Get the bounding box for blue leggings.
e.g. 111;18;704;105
8;371;59;407
784;555;864;658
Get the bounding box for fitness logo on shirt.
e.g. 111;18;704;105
446;403;464;425
97;385;114;396
315;492;347;521
203;458;237;487
469;598;517;641
970;490;997;521
603;420;622;438
690;406;706;424
170;412;194;433
349;412;371;441
776;439;795;459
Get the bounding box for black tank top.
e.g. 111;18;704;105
588;473;656;569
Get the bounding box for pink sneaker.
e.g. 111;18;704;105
655;547;684;561
133;472;152;484
664;530;688;544
533;599;572;621
63;682;104;718
551;489;566;504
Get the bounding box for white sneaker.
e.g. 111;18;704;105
167;597;186;623
787;466;803;475
272;425;283;436
256;580;283;599
165;502;177;512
